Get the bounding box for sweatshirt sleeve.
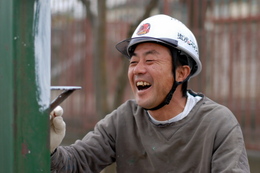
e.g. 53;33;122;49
211;108;250;173
51;111;118;173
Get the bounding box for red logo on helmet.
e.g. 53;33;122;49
137;23;151;35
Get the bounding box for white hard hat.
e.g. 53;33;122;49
116;14;202;78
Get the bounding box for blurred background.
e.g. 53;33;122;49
50;0;260;172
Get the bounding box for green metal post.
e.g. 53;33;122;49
0;0;51;172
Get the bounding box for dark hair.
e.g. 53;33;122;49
171;49;196;97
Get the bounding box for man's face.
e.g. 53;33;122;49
128;42;174;109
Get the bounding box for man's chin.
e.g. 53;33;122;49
136;100;152;109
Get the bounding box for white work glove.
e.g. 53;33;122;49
50;106;66;153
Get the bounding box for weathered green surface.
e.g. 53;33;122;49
0;0;14;172
0;0;50;172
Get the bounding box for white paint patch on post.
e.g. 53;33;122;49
33;0;51;112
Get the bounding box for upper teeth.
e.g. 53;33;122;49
137;81;151;86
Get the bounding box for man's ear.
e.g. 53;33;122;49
176;65;191;82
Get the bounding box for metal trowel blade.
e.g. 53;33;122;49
49;86;81;113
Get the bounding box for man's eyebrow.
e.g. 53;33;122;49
144;49;159;56
131;49;159;57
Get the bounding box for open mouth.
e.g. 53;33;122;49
136;81;151;91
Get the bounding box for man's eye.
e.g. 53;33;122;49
130;61;138;64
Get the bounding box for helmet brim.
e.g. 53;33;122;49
116;37;178;59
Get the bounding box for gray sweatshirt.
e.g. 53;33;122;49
51;92;250;173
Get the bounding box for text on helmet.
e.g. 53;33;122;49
177;33;198;54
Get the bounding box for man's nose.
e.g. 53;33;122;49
133;61;147;75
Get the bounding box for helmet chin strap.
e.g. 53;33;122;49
144;80;182;111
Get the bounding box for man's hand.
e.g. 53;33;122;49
50;106;66;153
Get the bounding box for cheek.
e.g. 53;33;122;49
154;63;172;78
127;69;134;86
127;68;132;80
158;65;174;86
